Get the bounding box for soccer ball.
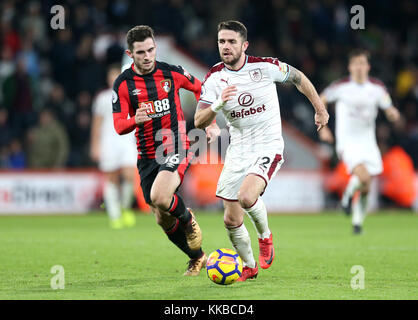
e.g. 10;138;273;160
206;248;243;285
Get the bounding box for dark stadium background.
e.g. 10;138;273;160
0;0;416;212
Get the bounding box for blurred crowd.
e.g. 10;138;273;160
0;0;417;170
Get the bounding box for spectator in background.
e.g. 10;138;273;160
46;83;75;132
0;108;14;149
74;34;104;95
2;55;37;135
6;138;25;169
26;108;69;168
0;145;9;168
0;47;15;103
67;91;93;167
49;29;76;96
1;17;20;56
19;1;46;49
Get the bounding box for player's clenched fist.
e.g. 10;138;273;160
315;109;329;132
221;85;237;103
135;104;152;125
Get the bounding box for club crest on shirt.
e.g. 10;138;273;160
249;68;262;82
160;79;171;93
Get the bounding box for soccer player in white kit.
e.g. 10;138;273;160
90;65;138;229
319;50;400;234
194;21;329;281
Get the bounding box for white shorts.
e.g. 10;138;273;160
216;147;284;201
99;138;138;172
337;142;383;176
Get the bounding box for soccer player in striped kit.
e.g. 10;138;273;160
112;25;207;276
195;21;329;281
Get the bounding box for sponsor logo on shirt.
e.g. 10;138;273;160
230;105;266;119
238;92;254;106
140;98;171;118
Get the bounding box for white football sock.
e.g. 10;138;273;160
226;223;256;268
352;198;362;226
103;181;121;220
342;175;361;206
121;180;134;210
352;193;368;226
244;198;271;239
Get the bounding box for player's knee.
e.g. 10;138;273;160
237;191;257;209
150;191;171;211
223;213;243;229
361;179;371;193
358;173;371;191
354;166;370;184
224;217;242;229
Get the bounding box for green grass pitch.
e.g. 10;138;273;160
0;211;416;300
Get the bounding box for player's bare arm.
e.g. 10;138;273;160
384;106;400;123
194;85;237;129
320;93;328;107
194;102;217;129
286;65;329;131
317;93;334;143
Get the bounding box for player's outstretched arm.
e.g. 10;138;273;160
286;66;329;131
384;106;400;123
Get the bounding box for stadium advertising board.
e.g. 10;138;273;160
0;171;103;214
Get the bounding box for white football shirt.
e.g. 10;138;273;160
322;77;392;152
200;55;290;152
92;88;137;156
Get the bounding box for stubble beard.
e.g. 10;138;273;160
221;50;242;68
135;60;155;75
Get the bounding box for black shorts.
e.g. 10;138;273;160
137;152;194;205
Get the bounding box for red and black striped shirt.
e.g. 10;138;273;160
112;61;201;160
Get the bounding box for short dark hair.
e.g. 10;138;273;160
217;20;247;41
126;25;155;51
348;49;370;62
